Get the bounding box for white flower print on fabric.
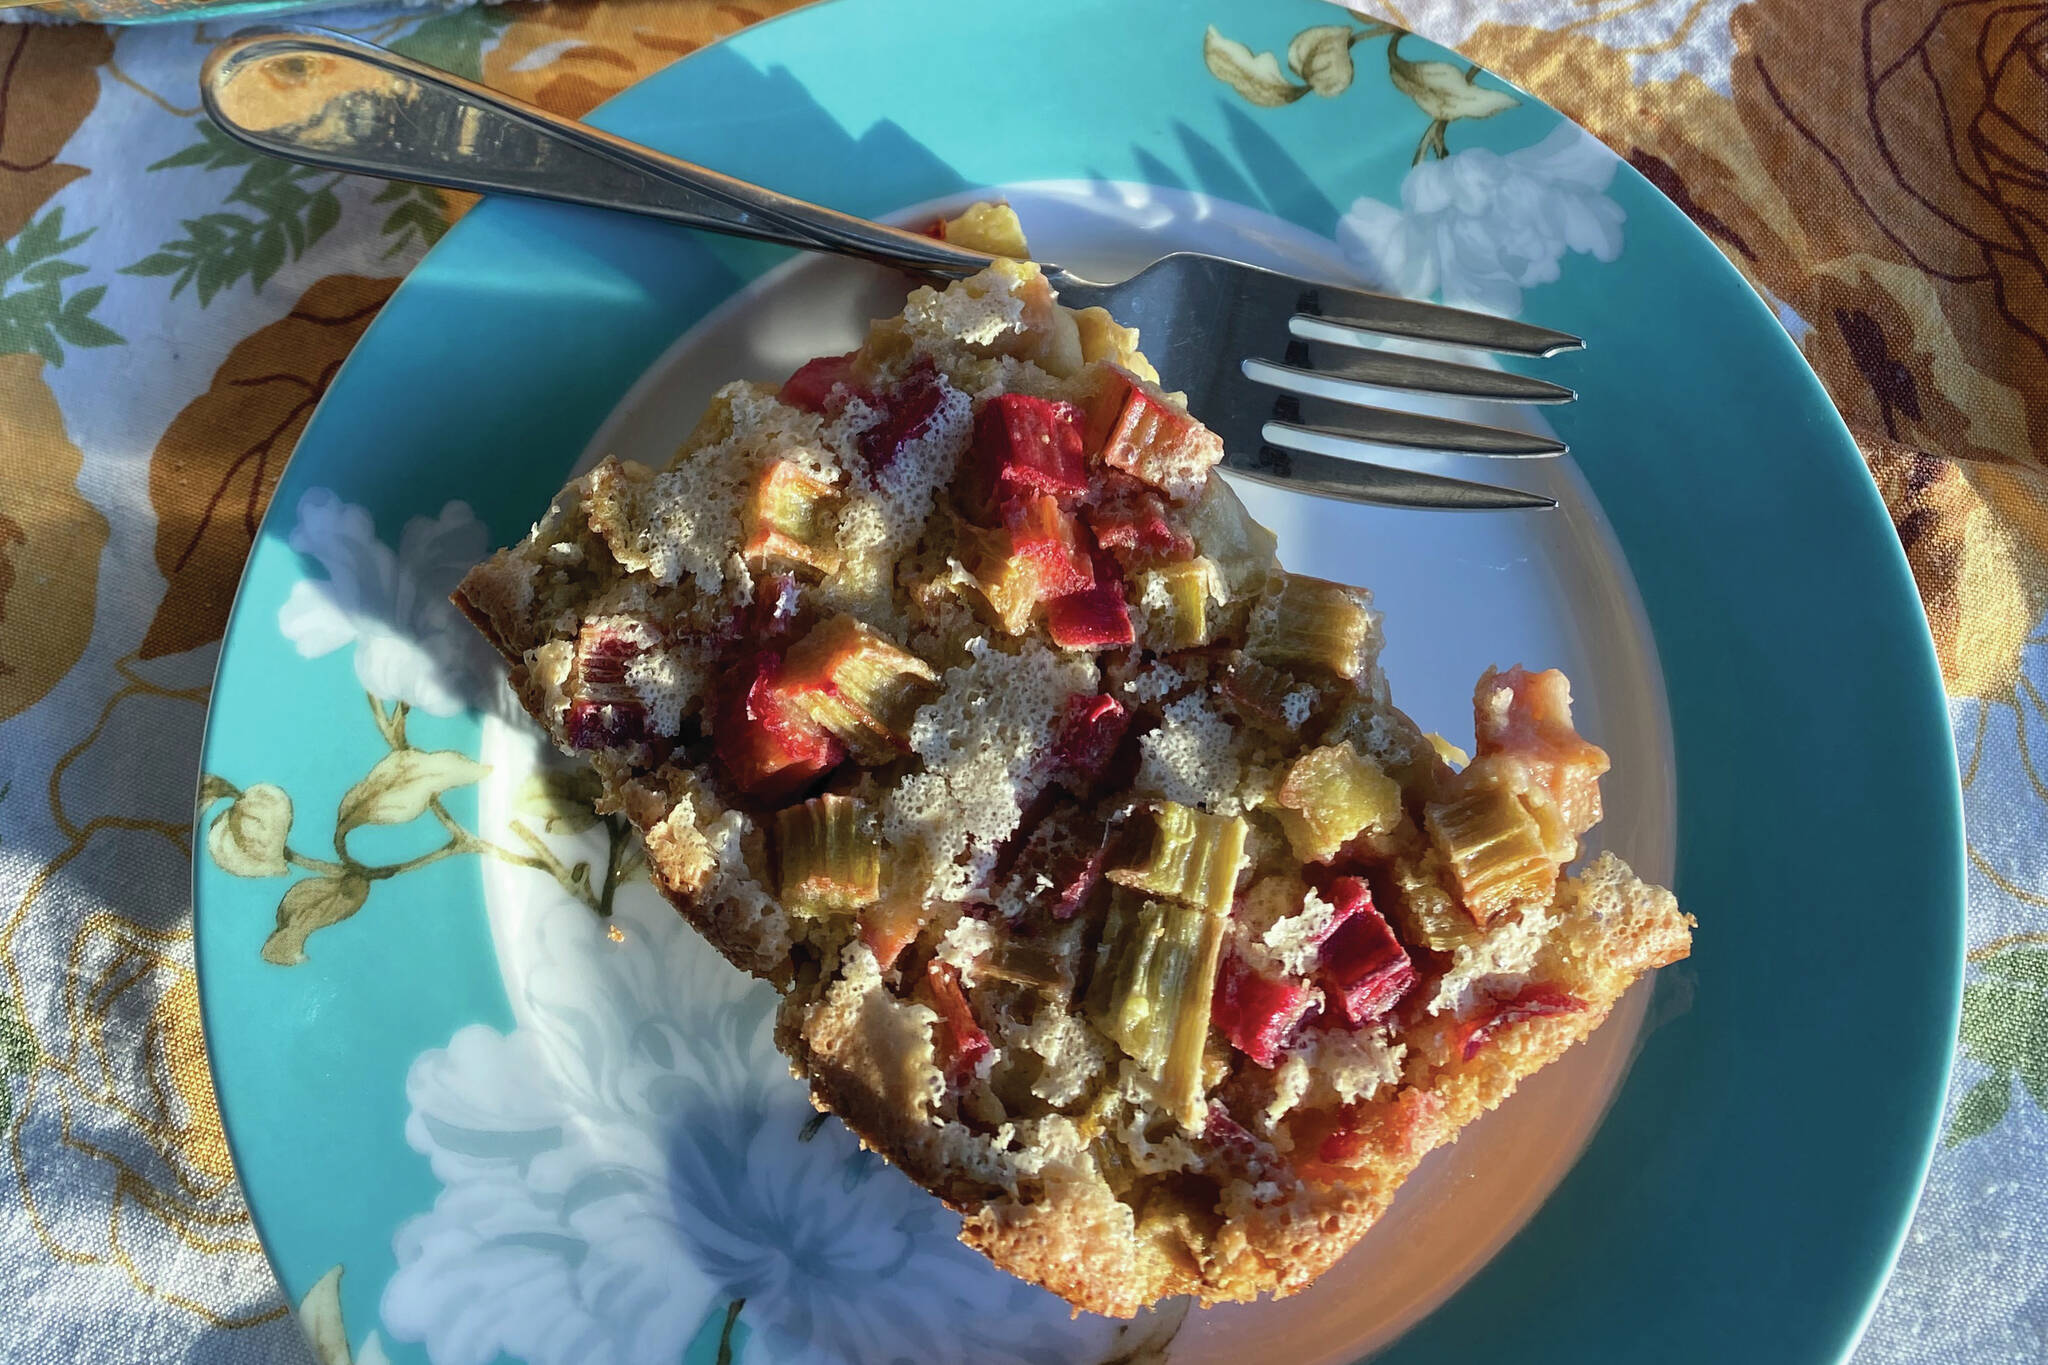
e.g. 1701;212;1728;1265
1337;124;1625;318
276;488;492;716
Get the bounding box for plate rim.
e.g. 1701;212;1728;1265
189;3;1965;1361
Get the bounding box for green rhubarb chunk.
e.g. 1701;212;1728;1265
1106;802;1248;917
776;793;881;916
1246;573;1374;680
1273;742;1403;863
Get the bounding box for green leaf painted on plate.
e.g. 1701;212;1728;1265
514;766;606;835
1286;25;1355;97
1202;26;1308;107
336;749;489;838
262;873;371;966
207;782;294;878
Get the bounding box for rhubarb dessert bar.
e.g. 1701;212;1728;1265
454;204;1695;1317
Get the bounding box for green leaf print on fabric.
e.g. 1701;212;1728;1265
1946;937;2048;1146
371;181;451;259
125;117;469;301
387;4;513;83
0;208;124;365
121;123;346;305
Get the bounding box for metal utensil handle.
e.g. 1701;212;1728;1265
199;28;1002;280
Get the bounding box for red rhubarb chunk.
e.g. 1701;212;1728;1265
779;351;863;414
857;359;949;479
1052;692;1130;790
711;651;846;800
1317;879;1415;1027
1213;954;1319;1067
565;698;646;751
1087;473;1193;561
736;571;803;643
1004;808;1112;919
1045;550;1134;650
1001;494;1094;597
1452;986;1586;1061
958;393;1090;520
566;623;651;751
927;959;992;1084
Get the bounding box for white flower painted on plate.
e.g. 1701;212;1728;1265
276;488;492;716
1336;124;1625;318
381;875;1114;1365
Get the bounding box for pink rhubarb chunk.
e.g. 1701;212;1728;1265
1316;877;1416;1027
1453;986;1586;1061
1213;954;1319;1067
959;393;1090;520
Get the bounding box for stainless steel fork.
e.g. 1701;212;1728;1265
201;28;1580;511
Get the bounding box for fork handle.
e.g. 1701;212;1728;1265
200;28;1002;281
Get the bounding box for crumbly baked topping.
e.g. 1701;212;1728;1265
455;203;1695;1318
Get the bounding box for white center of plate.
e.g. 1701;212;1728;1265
476;182;1675;1365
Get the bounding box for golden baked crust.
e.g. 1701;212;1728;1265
455;206;1693;1317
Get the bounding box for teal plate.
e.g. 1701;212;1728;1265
193;2;1964;1363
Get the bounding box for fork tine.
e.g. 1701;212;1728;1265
1265;393;1567;458
1224;446;1556;510
1248;342;1575;405
1293;284;1582;357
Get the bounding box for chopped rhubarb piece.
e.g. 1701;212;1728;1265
957;393;1090;520
1001;494;1094;597
744;460;841;574
1045;550;1134;649
860;898;928;973
713;651;846;800
1474;666;1611;835
981;933;1072;992
1084;892;1227;1129
1273;743;1403;864
780;614;940;764
1004;807;1112;919
1453;986;1586;1060
1425;783;1559;925
775;793;881;916
779;351;864;413
1247;573;1375;680
1081;366;1223;502
1317;879;1415;1026
857;359;950;479
565;622;651;751
1088;473;1193;562
1052;692;1130;791
1212;954;1318;1067
927;959;992;1084
1219;652;1320;739
1301;1089;1447;1181
1133;558;1218;650
1108;802;1249;917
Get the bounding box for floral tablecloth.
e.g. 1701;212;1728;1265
0;0;2039;1360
